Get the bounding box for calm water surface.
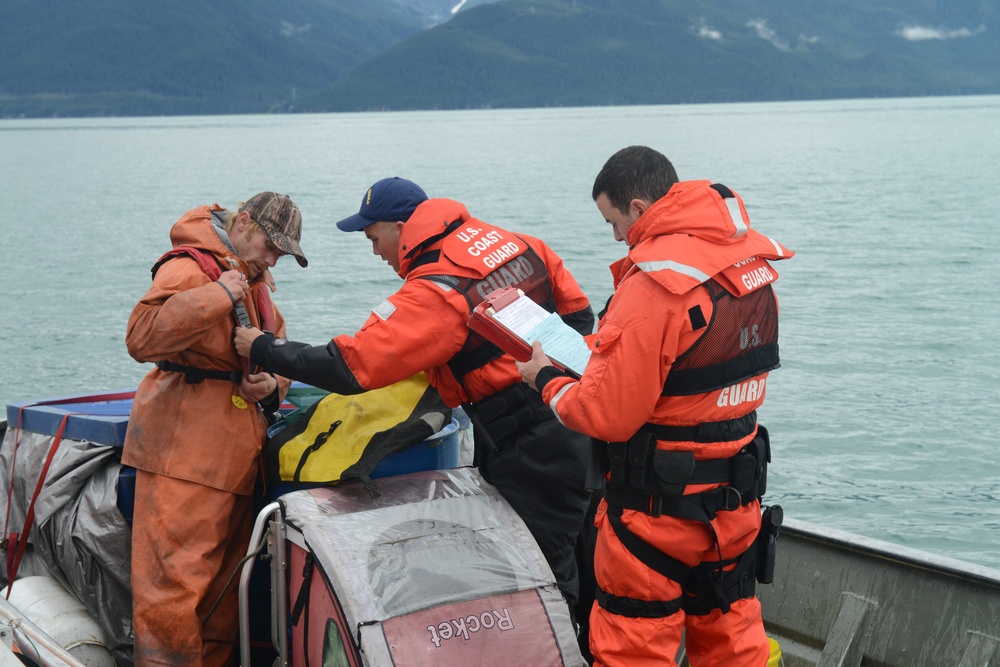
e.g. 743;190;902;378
2;96;998;568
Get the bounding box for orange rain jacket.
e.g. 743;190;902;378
123;205;291;666
124;204;291;493
538;181;794;667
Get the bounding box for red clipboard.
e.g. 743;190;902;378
468;287;535;363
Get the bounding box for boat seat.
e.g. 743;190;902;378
816;593;876;667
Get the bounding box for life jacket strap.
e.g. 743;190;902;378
408;249;442;270
156;361;242;384
402;220;464;261
595;585;683;618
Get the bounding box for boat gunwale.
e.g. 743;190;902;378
780;516;1000;588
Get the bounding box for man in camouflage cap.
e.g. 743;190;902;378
240;191;308;267
124;191;306;665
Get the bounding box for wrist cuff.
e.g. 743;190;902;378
536;365;569;395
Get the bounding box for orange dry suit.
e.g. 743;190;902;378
249;198;596;616
123;205;291;667
535;181;794;667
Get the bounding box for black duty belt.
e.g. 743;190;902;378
643;411;757;443
604;424;770;520
156;361;243;384
606;478;749;518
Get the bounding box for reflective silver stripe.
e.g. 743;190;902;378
549;383;573;427
424;277;455;292
636;260;711;283
767;236;785;258
724;197;748;238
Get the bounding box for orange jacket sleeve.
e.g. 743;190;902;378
541;270;688;443
333;279;470;391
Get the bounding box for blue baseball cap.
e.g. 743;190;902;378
335;177;429;232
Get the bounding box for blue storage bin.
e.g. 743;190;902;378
371;418;461;478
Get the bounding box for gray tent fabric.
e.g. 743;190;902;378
0;425;133;666
281;467;586;665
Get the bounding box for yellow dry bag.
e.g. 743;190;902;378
263;373;450;489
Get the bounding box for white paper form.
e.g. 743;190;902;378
488;293;550;331
489;293;591;377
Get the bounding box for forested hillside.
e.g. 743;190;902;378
1;0;996;118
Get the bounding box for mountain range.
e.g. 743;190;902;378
1;0;996;118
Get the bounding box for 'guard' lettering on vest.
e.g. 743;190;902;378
425;607;516;647
717;377;766;407
740;264;775;292
482;242;521;269
474;255;537;301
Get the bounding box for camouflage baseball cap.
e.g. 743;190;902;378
241;192;308;267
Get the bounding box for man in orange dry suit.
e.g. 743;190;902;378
517;146;794;667
233;177;597;641
124;192;307;666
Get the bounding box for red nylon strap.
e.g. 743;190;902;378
256;285;276;335
15;391;136;409
156;246;223;280
3;390;135;591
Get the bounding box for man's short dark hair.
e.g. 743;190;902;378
592;145;679;214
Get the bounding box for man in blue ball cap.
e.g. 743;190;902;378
335;177;428;232
236;176;599;657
